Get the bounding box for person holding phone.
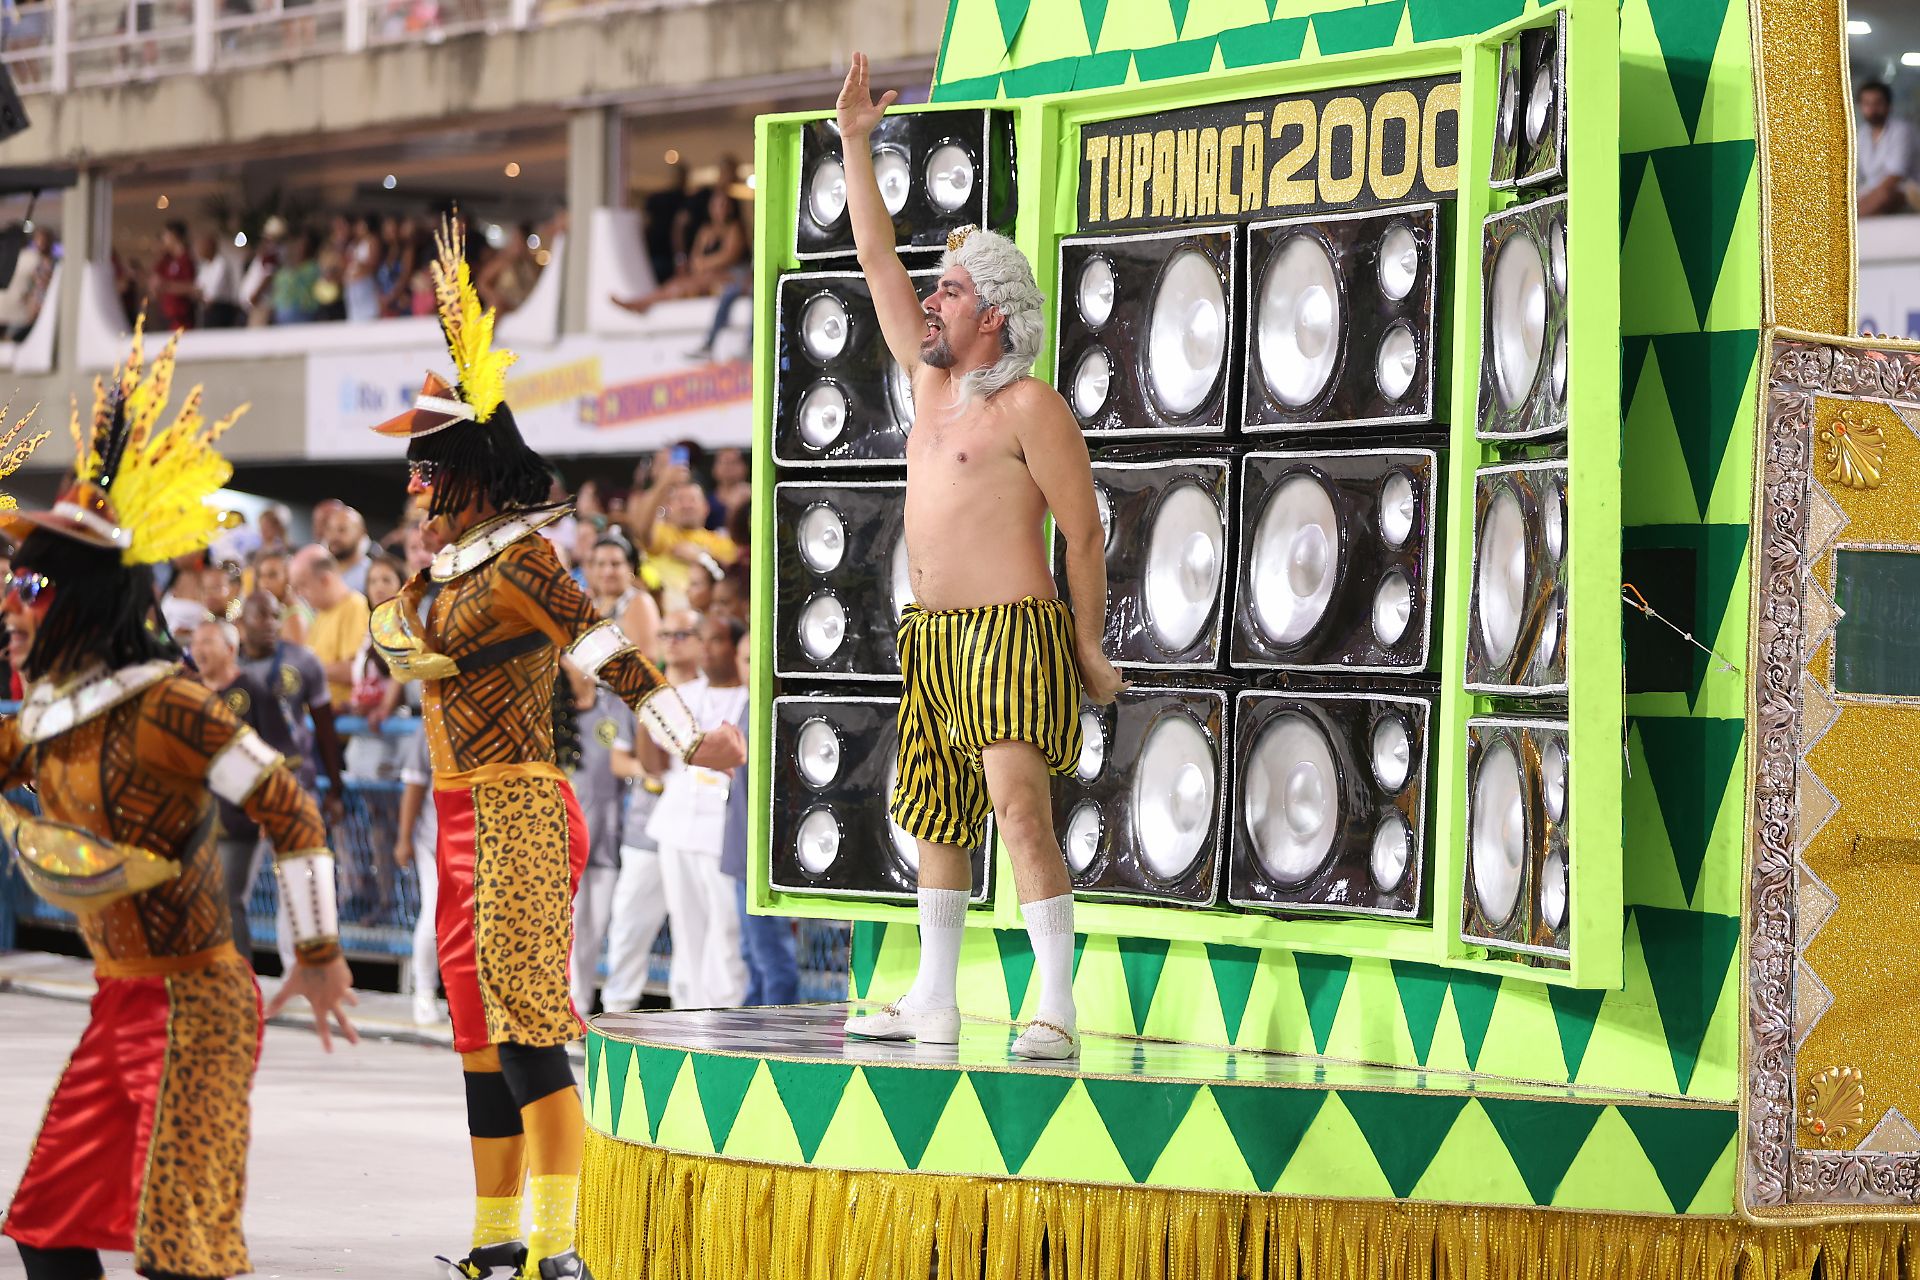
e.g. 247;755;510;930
622;446;739;612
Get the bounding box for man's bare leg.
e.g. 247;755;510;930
981;740;1079;1059
846;838;971;1043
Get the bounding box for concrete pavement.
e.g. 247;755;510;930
2;988;478;1279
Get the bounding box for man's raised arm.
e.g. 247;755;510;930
839;52;930;369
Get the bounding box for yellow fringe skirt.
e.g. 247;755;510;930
579;1128;1920;1280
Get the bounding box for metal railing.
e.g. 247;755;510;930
0;0;709;92
1;718;850;1005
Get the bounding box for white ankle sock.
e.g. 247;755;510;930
905;886;967;1011
1022;893;1077;1031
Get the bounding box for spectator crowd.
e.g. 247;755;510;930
118;208;556;331
3;442;783;1022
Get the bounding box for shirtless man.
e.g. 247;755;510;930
836;52;1125;1060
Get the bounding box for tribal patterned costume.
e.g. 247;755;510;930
0;331;342;1280
368;219;711;1280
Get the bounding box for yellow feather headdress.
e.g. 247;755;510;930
11;319;247;565
430;216;516;424
0;402;49;512
370;214;519;440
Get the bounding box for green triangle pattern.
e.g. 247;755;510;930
1133;35;1218;79
765;1061;854;1162
1218;15;1308;67
1310;0;1404;54
1078;0;1110;49
1074;50;1134;87
1618;1104;1739;1212
1546;984;1607;1081
969;1069;1076;1175
1479;1099;1607;1205
1072;932;1088;979
1631;906;1741;1093
690;1053;760;1152
995;930;1037;1019
1002;57;1080;96
1623;525;1749;704
1621;153;1649;243
1206;943;1260;1042
1623;333;1653;408
634;1044;688;1141
1118;935;1171;1034
1294;952;1351;1054
1390;960;1450;1065
1212;1086;1328;1191
1646;142;1756;328
1651;329;1760;519
1644;0;1734;142
600;1038;633;1138
994;0;1033;53
1084;1080;1201;1183
864;1066;962;1170
850;922;885;1000
1405;0;1522;41
1338;1090;1470;1198
1448;970;1503;1071
1632;717;1744;905
1168;0;1191;36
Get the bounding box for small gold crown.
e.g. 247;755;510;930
946;224;979;253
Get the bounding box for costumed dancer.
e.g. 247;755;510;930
834;54;1126;1060
1;328;356;1280
368;220;746;1280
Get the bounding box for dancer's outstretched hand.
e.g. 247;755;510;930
838;51;898;139
1077;649;1128;706
267;955;361;1052
690;722;747;772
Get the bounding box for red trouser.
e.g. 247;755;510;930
434;772;591;1054
4;947;263;1276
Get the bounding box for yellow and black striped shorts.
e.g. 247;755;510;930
890;596;1085;849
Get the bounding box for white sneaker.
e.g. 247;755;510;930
1011;1019;1078;1061
413;991;442;1026
843;1000;961;1045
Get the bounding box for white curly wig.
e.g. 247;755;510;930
939;228;1045;402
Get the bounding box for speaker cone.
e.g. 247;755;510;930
796;717;841;788
798;382;850;451
798;593;848;661
1078;255;1116;329
874;146;912;216
1489;232;1548;410
1370;813;1412;892
1249;475;1339;645
1146;249;1228;418
797;502;846;574
1132;712;1216;880
1475;490;1526;666
800;294;850;363
925;142;976;212
1256;234;1342;408
796;807;842;874
1471;741;1526;924
1142;482;1224;653
1072;347;1113;421
1245;713;1339;887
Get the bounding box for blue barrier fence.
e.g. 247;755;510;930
2;714;851;1005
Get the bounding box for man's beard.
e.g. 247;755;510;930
920;333;957;369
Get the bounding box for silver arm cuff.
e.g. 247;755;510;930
207;729;282;805
568;620;635;678
638;684;703;759
275;851;340;954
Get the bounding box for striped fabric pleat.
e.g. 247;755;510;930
889;596;1085;849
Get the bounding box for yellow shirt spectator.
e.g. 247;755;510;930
289;545;372;708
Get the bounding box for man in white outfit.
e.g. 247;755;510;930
563;658;640;1013
393;723;443;1025
598;733;667;1014
640;611;749;1008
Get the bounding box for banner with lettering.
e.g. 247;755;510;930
303;335;752;460
1077;75;1462;230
